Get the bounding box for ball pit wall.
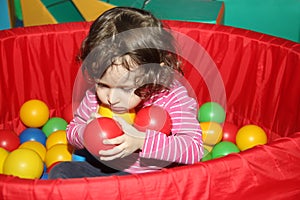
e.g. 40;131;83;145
0;20;300;199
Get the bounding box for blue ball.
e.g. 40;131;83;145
19;128;47;146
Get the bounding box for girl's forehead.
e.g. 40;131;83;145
98;65;138;87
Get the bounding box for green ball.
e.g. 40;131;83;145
42;117;68;137
211;141;240;159
198;102;225;123
201;148;212;162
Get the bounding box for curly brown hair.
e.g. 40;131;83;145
79;7;183;100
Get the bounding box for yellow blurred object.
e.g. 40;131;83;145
19;141;47;161
46;130;68;150
200;122;223;146
236;124;267;151
72;0;115;21
3;148;43;179
20;0;57;26
0;147;9;173
44;144;72;168
20;0;115;27
98;104;136;125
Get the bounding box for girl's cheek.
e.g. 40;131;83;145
97;90;107;103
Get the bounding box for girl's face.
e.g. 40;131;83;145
95;62;142;114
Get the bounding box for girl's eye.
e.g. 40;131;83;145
96;83;108;88
123;88;134;93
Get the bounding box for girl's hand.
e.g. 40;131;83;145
98;116;146;161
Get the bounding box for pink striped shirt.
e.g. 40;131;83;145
67;80;203;174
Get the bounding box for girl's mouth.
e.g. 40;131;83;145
110;107;127;114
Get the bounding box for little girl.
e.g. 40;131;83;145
49;7;203;178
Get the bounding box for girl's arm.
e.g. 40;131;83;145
66;89;98;149
140;83;203;164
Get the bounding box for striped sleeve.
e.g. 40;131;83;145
66;89;98;149
140;82;203;164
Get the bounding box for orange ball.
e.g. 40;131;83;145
46;130;68;150
20;99;50;127
44;144;72;168
200;122;223;146
236;124;267;151
0;147;9;173
3;148;43;179
98;104;136;124
19;141;46;161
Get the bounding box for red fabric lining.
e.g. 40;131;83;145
0;21;300;199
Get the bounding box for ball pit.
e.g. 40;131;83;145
0;20;300;199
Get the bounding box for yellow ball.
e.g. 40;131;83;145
236;124;267;151
44;144;72;168
200;122;223;146
203;144;213;152
46;130;68;150
3;148;43;179
20;99;50;127
0;147;9;173
19;141;46;161
98;104;136;124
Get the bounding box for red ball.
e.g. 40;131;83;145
83;118;123;156
0;130;20;151
134;106;172;135
222;122;238;144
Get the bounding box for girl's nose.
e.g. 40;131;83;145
107;89;119;105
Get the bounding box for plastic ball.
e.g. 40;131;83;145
42;117;68;137
201;148;212;162
40;164;49;179
19;99;50;127
198;102;225;123
98;104;136;125
83;117;123;156
19;141;47;161
3;148;44;179
200;122;223;146
46;130;68;149
0;147;9;173
0;130;20;151
19;128;47;146
44;144;73;168
222;122;239;144
211;141;240;159
203;144;213;152
236;124;267;151
72;154;86;162
40;169;48;180
134;106;172;135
